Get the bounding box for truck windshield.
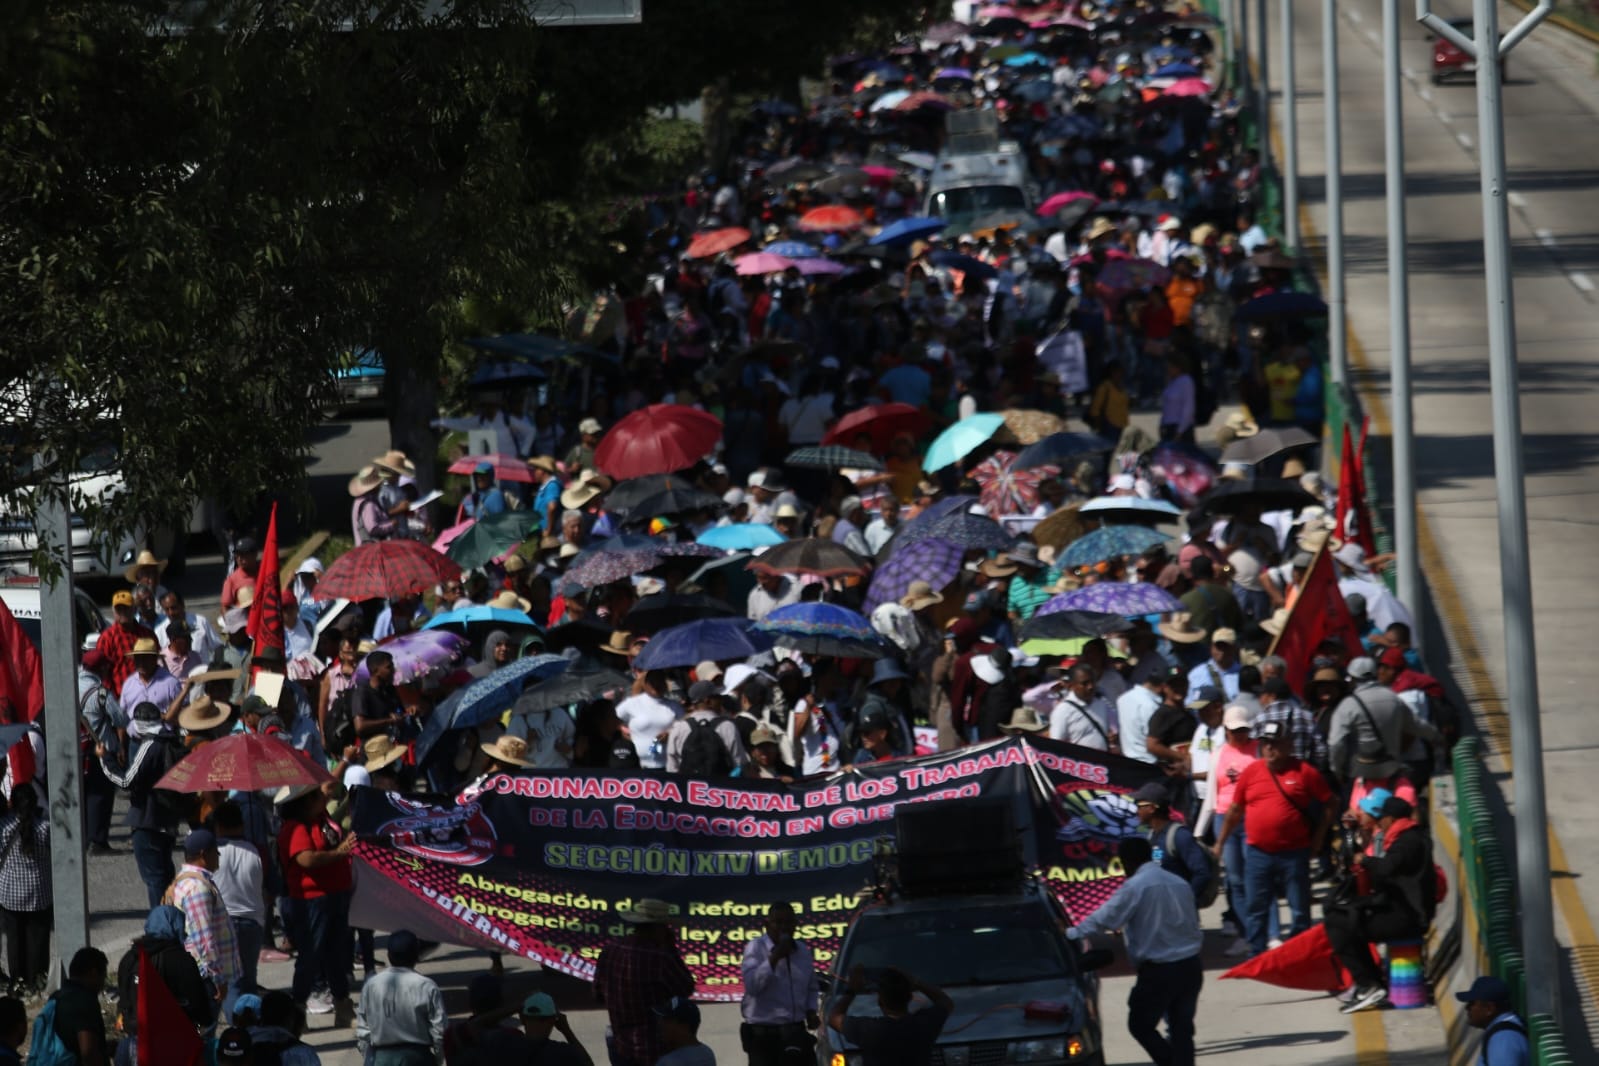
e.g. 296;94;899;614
928;185;1028;218
844;901;1072;986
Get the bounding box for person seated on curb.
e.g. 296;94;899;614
1323;794;1437;1014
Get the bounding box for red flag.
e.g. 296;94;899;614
1269;543;1365;695
1221;923;1353;992
1335;423;1376;556
136;945;204;1066
0;594;43;722
246;503;284;654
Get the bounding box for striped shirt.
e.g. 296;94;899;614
1254;699;1329;771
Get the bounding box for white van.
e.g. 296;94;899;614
0;576;109;650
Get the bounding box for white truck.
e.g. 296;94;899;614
923;109;1038;229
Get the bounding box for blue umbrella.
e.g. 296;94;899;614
424;605;538;630
469;362;547;389
873;217;949;246
1013;432;1113;471
415;653;570;762
697;524;786;551
933;66;974;81
923;413;1006;473
889;495;980;553
927;249;999;280
922;509;1014;552
755;602;888;659
1042;582;1184;617
1058;527;1170;568
1003;51;1051;68
1233;291;1330;321
1151;62;1201;77
766;240;820;259
631;618;774;671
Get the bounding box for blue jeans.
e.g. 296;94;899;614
290;892;351;1003
1243;844;1312;955
1213;817;1279;941
131;829;175;909
223;916;263;1021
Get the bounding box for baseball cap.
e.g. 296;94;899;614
1378;646;1407;670
112;590;134;608
1186;684;1224;709
474;461;494;475
182;829;217;857
521;992;559;1018
1210;627;1238;645
216;1027;251;1061
1222;704;1252;730
1347;656;1377;681
695;660;724;682
687;680;722;705
579;418;603;435
1357;788;1393;819
1256;720;1288;744
750;725;781;747
652;996;701;1028
1131;782;1169;806
231;993;263;1018
1456;975;1511;1005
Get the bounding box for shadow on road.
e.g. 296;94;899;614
1300;166;1599;204
1412;432;1599;491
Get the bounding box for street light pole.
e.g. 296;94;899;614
1256;0;1271;174
1383;0;1419;637
1323;0;1347;388
1280;0;1300;252
1419;0;1556;1022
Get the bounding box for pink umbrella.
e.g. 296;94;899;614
432;520;475;553
1164;77;1214;97
1037;190;1099;217
978;3;1018;18
794;257;847;276
861;164;899;186
445;452;537;483
734;252;794;276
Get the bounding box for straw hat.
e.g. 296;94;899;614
177;696;232;732
598;630;634;658
1158;612;1207;645
899;580;945;612
1085;217;1118;242
489;590;532;613
619;898;674;925
130;637;161;657
561;470;610;510
1260;607;1292;636
347;465;384;497
998;706;1048;734
526;455;558;475
188;660;241;686
1214;410;1260;447
123;550;168;584
363;735;406;772
979;555;1019;579
558;542;581;560
273;783;320;807
372;450;417;478
480;734;535;768
236;586;255;609
1297;527;1331;553
1281;457;1307;479
503;554;529;574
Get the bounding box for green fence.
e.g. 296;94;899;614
1453;738;1572;1064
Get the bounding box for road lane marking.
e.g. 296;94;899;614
1353;1012;1387;1066
1509;192;1528;208
1420;88;1434;102
1536;228;1557;247
1572;273;1595;293
1439;111;1453;124
1456;131;1474;149
1349;8;1363;22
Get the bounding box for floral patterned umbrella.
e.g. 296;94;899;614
1058;526;1171;568
864;537;965;612
1041;582;1184;617
971;450;1060;516
756;603;889;659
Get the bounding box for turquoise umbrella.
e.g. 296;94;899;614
923;413;1006;473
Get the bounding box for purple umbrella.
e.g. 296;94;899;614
891;495;980;552
794;257;847;276
566;538;722;589
1040;582;1184;618
865;537;965;612
355;630;471;684
933;66;975;81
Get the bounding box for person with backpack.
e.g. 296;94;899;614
78;646;125;856
34;946;110;1066
115;904;215;1061
245;990;322;1066
665;681;748;777
100;702;189;908
1456;976;1531;1066
1132;783;1217;910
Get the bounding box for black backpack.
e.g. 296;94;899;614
678;716;734;778
1162;823;1222;909
325;689;356;755
252;1034;308;1066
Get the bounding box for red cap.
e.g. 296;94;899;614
1378;646;1407;669
82;649;105;673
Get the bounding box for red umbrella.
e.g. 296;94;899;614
156;731;332;793
446;452;538;483
685;227;751;259
1036;190;1098;216
822;403;931;453
594;404;724;480
797;205;865;233
314;540;462;602
971;451;1060;515
895;91;955;112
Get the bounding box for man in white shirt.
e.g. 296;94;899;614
740;902;820;1066
863;497;901;554
614;671;683;770
356;930;446;1064
831;497;870;557
778;390;835;447
1068;836;1204;1066
1116;657;1168;764
214;801;266;1022
1048;664;1119;753
156;591;222;663
747;572;800;623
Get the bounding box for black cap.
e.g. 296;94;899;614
216;1027;251;1061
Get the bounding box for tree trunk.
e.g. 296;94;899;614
382;334;442;494
700;76;732;178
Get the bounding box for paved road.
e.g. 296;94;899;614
1279;0;1599;1043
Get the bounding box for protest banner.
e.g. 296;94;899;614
350;735;1162;999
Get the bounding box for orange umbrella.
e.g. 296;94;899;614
797;205;865;233
685;227;751;259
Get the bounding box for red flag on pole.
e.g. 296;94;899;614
1335;423;1376;556
246;503;284;654
136;945;204;1066
1269;543;1366;696
0;594;42;722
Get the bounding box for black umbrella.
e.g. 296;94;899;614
1048;199;1099;230
1233;291;1329;322
785;445;885;472
515;658;631;713
606;475;716;517
1195;478;1321;516
921;510;1014;551
766;158;832;184
624;591;738;633
1013;432;1114;471
1220;427;1319;466
621;483;725;520
542;617;612;654
1019;610;1133;643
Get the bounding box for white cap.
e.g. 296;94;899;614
721;663;771;695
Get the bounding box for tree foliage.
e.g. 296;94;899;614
0;0;935;566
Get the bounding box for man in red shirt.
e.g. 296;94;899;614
96;590;156;697
1214;720;1334;956
220;536;259;611
592;899;694;1066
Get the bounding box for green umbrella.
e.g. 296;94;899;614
446;510;539;570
